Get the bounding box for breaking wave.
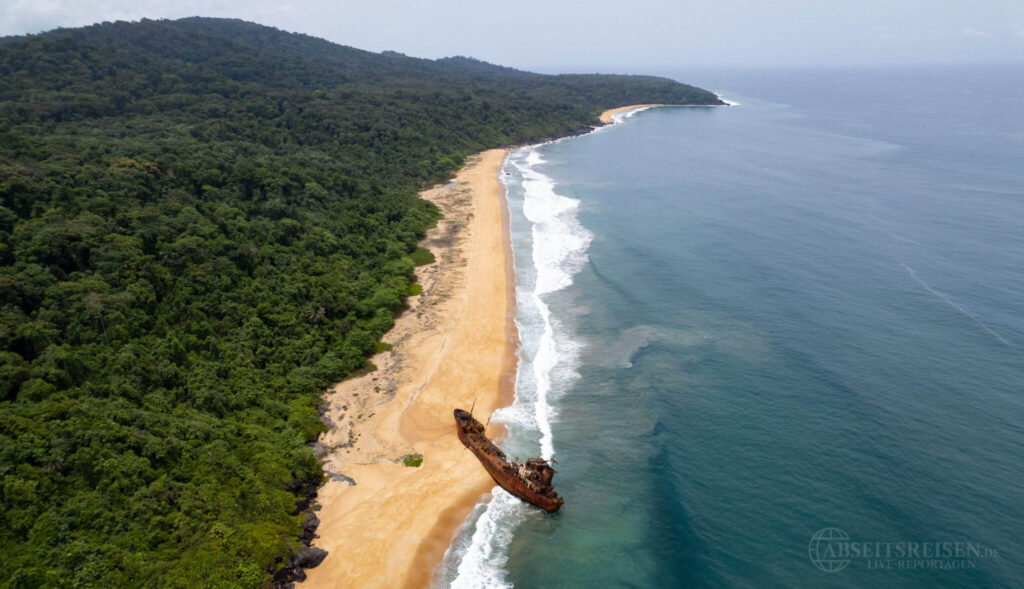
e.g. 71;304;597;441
435;145;592;587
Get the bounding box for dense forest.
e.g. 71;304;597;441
0;17;721;587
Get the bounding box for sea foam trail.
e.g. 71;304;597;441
439;146;593;587
902;263;1014;348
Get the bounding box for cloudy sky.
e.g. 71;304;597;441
2;0;1022;70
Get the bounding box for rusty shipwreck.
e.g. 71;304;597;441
453;408;564;512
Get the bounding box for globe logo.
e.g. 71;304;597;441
808;527;851;573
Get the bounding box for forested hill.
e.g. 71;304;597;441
0;17;721;588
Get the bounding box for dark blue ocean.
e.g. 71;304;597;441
436;65;1024;588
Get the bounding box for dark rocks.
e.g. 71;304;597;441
286;476;320;515
303;512;320;531
271;547;328;587
271;565;297;586
298;513;320;544
271;475;327;588
326;471;357;485
294;547;329;569
271;567;293;586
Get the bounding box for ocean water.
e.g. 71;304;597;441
435;65;1024;588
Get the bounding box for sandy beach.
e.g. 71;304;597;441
599;103;665;124
299;148;514;589
301;107;643;588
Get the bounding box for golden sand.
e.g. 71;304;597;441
598;103;666;124
299;149;513;589
302;106;641;588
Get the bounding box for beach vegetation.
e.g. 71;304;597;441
401;453;425;467
410;247;437;266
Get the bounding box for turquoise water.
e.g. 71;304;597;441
437;66;1024;587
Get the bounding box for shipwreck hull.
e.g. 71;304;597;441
454;409;564;513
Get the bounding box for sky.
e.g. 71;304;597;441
1;0;1022;71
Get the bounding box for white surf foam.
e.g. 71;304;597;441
611;106;653;124
442;145;593;587
517;148;593;458
716;92;740;106
445;491;529;589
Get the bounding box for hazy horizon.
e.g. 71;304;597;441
2;1;1023;72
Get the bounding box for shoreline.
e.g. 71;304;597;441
599;99;733;125
599;103;666;124
299;149;515;589
301;105;652;588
